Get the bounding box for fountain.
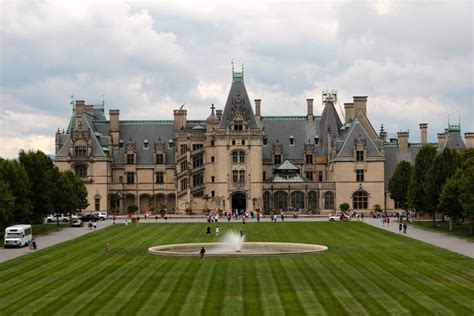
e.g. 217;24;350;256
148;230;328;257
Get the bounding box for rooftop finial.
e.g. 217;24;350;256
242;64;244;76
231;59;234;74
210;103;215;114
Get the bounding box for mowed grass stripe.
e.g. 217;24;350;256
255;258;285;316
178;259;217;315
220;258;244;315
200;260;227;314
241;259;264;316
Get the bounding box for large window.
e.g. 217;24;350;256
127;154;135;164
291;191;305;210
305;171;313;181
324;191;335;209
192;143;203;151
74;164;87;178
263;191;271;211
95;198;100;211
239;171;245;183
74;146;87;157
353;190;368;209
180;179;187;191
356;150;364;162
306;154;313;164
356;169;365;182
193;154;203;168
308;191;318;210
181;161;188;172
274;191;288;211
274;154;282;165
156;154;164;164
180;144;188;155
232;151;245;164
234;120;243;131
232;170;245;183
126;172;134;184
192;173;204;187
155;172;164;184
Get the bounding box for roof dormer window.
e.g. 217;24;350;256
289;135;295;146
143;139;149;149
314;136;319;145
119;140;124;148
234;120;243;131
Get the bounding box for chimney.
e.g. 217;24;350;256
55;128;60;153
397;131;409;155
353;96;368;116
437;132;447;150
307;98;314;123
344;103;354;123
255;99;261;124
464;132;474;148
173;108;187;131
109;109;120;146
75;100;85;129
216;109;223;122
419;123;428;144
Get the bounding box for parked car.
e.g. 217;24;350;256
92;211;108;221
80;214;99;222
71;218;83;227
46;214;77;223
328;213;351;221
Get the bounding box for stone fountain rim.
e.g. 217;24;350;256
148;242;328;257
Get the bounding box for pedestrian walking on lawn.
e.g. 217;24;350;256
399;223;403;233
105;242;110;254
403;223;407;234
200;247;206;260
206;226;211;236
215;226;220;236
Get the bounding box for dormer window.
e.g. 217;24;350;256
356;150;364;162
127;154;135;164
143;139;149;149
234;120;243;131
119;140;124;149
289;136;295;146
74;145;87;157
314;136;319;145
274;154;282;165
263;136;268;146
168;139;174;148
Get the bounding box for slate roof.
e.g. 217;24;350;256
319;101;342;157
384;146;420;188
443;131;465;150
335;119;383;160
276;160;300;171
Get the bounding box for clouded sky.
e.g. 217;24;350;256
0;0;472;158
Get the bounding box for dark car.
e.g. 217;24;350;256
80;214;99;222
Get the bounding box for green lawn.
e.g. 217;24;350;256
411;221;474;240
0;222;473;315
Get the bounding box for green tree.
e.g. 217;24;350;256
407;145;437;217
0;180;15;230
388;160;412;210
439;174;462;231
424;148;461;226
19;150;57;223
0;158;31;223
339;203;350;212
459;158;474;235
54;170;88;221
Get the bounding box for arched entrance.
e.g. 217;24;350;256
231;192;247;213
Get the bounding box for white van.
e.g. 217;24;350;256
4;225;32;248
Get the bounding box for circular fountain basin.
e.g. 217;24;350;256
148;242;328;257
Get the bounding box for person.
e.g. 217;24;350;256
165;216;168;221
206;226;211;236
32;239;37;250
386;216;390;226
144;213;147;220
93;221;97;230
240;230;244;237
136;216;140;224
281;213;285;222
215;213;219;223
257;213;260;222
112;215;116;225
124;218;128;226
28;239;33;250
227;213;231;222
361;213;364;221
88;221;93;230
403;223;407;234
215;226;220;236
381;216;385;226
200;246;205;260
399;223;403;233
207;214;211;224
155;215;158;222
105;242;110;254
242;216;246;225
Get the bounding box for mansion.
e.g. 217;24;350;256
54;70;474;214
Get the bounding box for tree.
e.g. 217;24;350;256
388;161;412;210
439;174;462;231
459;158;474;235
202;194;212;214
19;150;56;223
0;180;15;230
407;145;437;217
0;158;31;223
339;203;350;213
424;148;460;226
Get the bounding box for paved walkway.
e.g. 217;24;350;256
363;217;473;258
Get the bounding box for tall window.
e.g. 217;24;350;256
233;170;238;183
239;170;245;183
289;136;295;146
234;120;243;131
306;154;313;164
192;144;203;151
291;191;305;210
156;154;164;164
274;154;282;165
192;173;204;187
180;179;187;191
193;155;203;168
74;146;87;157
356;150;364;162
305;172;313;181
263;191;271;211
211;176;215;183
232;151;238;163
95;198;100;211
324;191;335;209
318;171;323;182
75;164;87;178
126;172;134;184
156;172;164;184
232;151;245;163
353;190;368;209
127;154;134;164
263;171;266;180
263;136;268;146
181;161;188;172
314;136;319;145
274;191;288;211
180;144;188;155
308;191;318;210
356;169;365;182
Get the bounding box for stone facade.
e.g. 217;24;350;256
54;70;473;214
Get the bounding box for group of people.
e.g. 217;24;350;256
87;221;97;230
28;238;37;250
206;225;220;236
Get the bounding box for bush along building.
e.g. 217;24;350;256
54;69;474;214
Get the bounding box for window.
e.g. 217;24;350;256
356;150;364;162
168;139;174;148
289;136;294;146
263;171;266;180
242;139;245;145
291;191;305;210
353;190;368;209
274;154;282;165
192;155;203;168
95;198;100;211
305;171;313;181
314;136;319;145
75;164;87;178
232;151;238;163
211;156;215;163
143;139;149;149
234;120;243;131
211;191;215;197
233;170;238;183
308;191;318;210
239;170;245;183
180;161;188;172
156;154;164;164
324;191;335;209
356;169;365;182
211;176;215;183
306;154;313;164
193;191;204;197
274;191;288;211
232;151;245;164
180;179;187;191
318;171;323;182
263;136;268;146
119;176;123;184
239;151;245;163
156;172;164;184
74;146;87;157
119;140;124;148
127;154;134;164
232;139;236;145
180;144;188;155
192;173;204;187
126;172;134;184
211;140;215;146
192;144;203;151
263;191;271;211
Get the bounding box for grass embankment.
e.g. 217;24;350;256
0;222;473;315
411;221;474;240
0;224;69;240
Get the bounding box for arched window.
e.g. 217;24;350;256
324;191;335;209
308;191;318;210
353;190;368;209
263;191;271;211
242;139;245;145
75;164;87;178
290;191;304;210
274;191;288;211
232;139;236;145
